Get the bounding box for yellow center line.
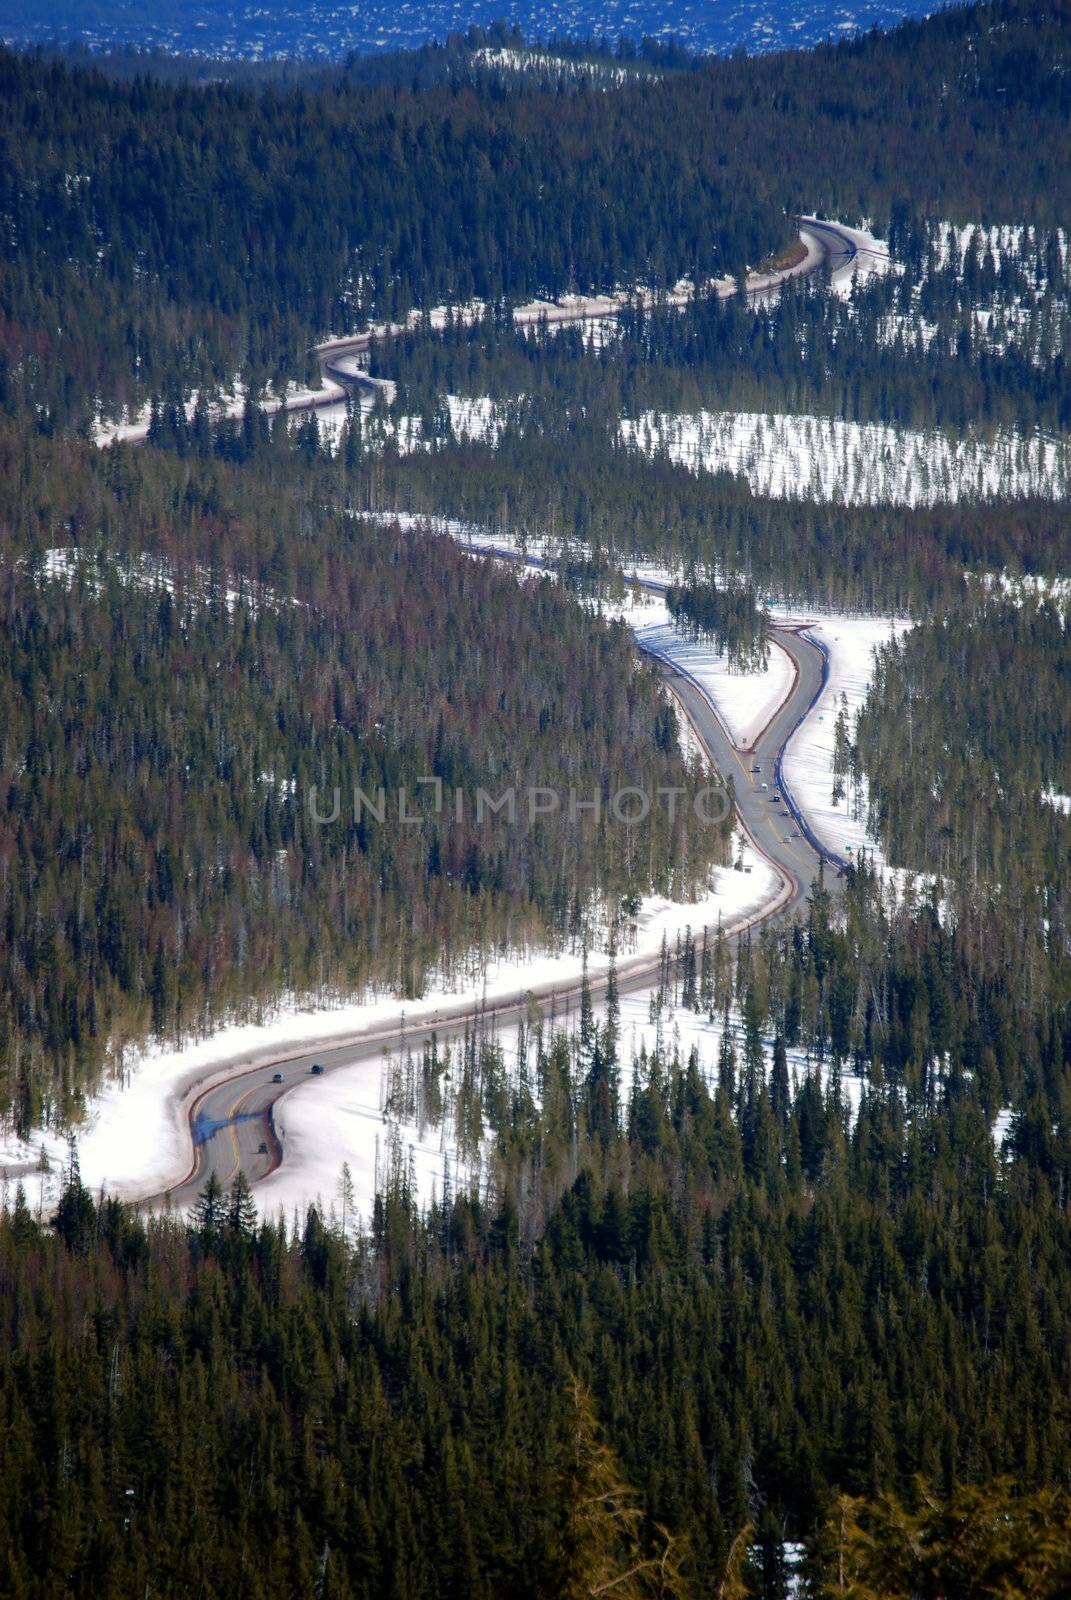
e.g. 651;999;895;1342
219;1077;274;1185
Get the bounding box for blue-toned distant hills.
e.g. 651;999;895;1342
0;0;943;62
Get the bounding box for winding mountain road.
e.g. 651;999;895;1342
104;216;872;1210
156;609;838;1212
311;216;868;388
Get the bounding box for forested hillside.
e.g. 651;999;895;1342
2;865;1070;1596
855;590;1071;883
1;3;1070;1596
2;0;1068;425
381;220;1071;441
342;427;1071;609
0;420;723;1130
847;588;1071;1034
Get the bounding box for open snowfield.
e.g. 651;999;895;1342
620;409;1069;506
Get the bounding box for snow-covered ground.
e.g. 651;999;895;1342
803;217;891;297
635;611;794;749
600;580;794;749
776;611;906;870
991;1106;1015;1160
472;46;654;86
93;375;356;448
930;221;1068;277
258;836;781;1227
979;570;1071;605
620;409;1069;506
312;390;506;451
262;857;883;1236
878;220;1069;365
30;546;294;617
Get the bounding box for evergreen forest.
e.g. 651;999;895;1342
1;0;1070;1594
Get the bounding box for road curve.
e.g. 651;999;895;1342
156;600;836;1213
311;217;862;381
94;219;869;449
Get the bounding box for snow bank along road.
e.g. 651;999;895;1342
312;216;872;382
156;602;839;1212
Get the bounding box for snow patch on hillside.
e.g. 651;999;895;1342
472;46;653;85
621;410;1069;506
31;547;293;616
978;570;1071;605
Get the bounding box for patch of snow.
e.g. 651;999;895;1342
977;570;1071;605
93;377;348;449
471;46;653;87
991;1105;1015;1159
779;613;906;870
620;410;1069;506
30;547;291;616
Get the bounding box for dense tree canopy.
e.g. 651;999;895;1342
2;0;1068;424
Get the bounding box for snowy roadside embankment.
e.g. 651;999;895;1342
620;409;1070;506
777;613;904;870
805;217;891;295
631;609;794;748
93;376;351;449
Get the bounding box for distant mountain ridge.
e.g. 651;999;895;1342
1;0;942;62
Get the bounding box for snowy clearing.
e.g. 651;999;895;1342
620;409;1069;506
